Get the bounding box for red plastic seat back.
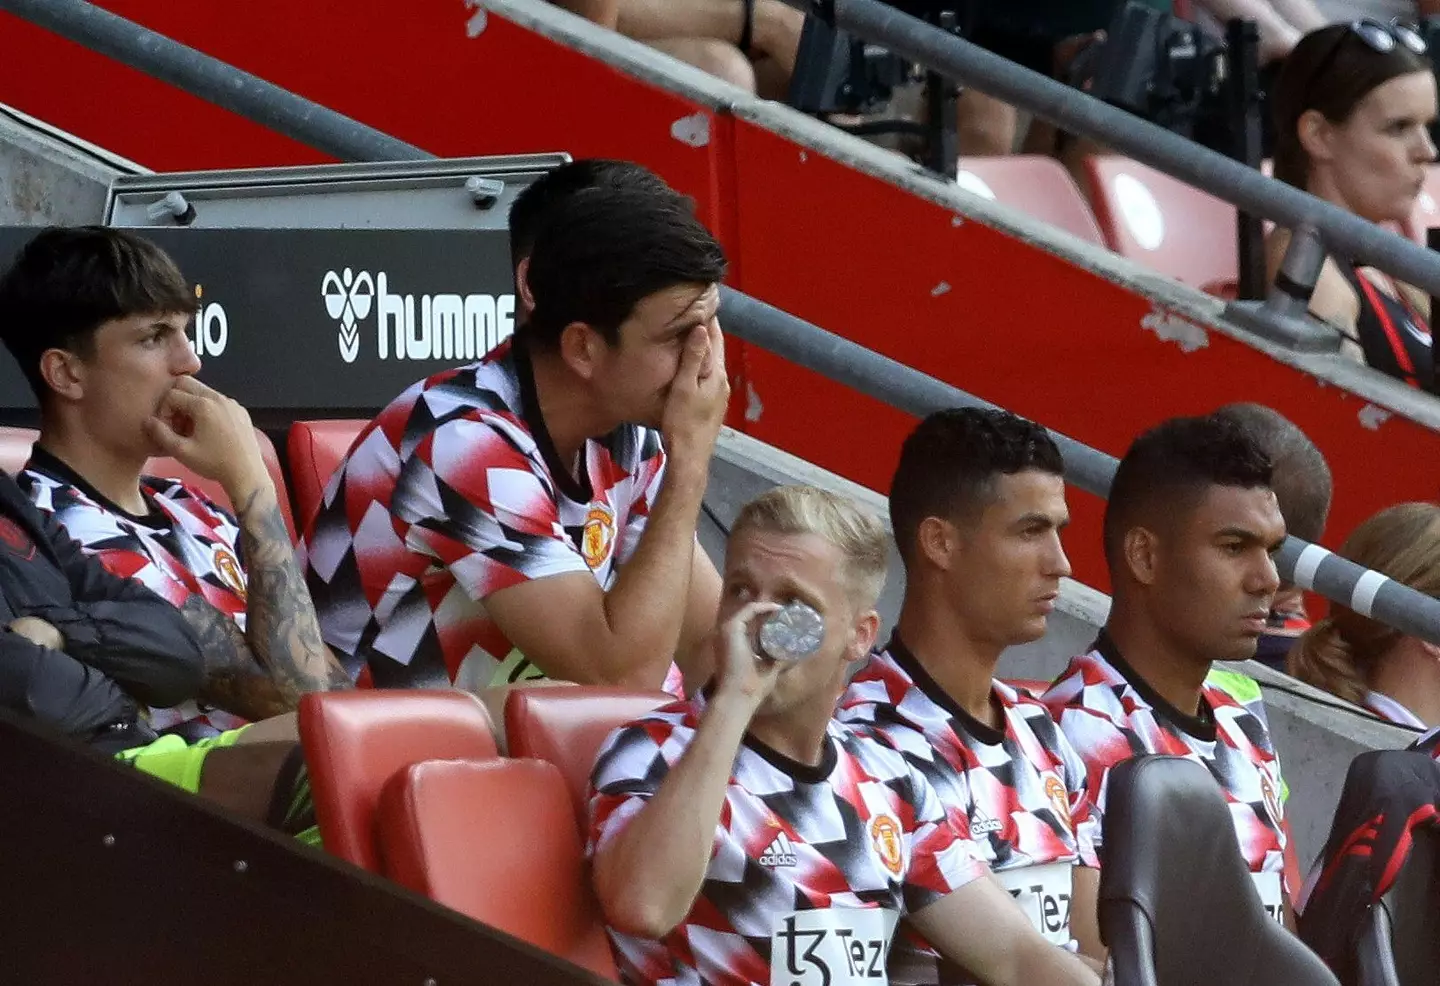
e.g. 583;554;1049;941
0;427;38;476
378;758;618;980
287;419;366;532
1083;155;1238;288
505;686;674;826
298;690;498;872
956;156;1105;245
146;426;295;541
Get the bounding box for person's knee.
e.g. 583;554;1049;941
655;37;758;92
689;39;758;91
956;90;1018;156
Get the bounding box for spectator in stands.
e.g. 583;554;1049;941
0;468;313;836
1288;502;1440;728
1042;414;1296;930
838;408;1107;968
551;0;803;96
590;485;1100;986
1269;22;1436;387
1213;402;1333;671
0;227;350;742
304;172;728;697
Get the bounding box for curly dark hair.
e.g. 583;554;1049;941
1104;413;1275;565
889;407;1064;565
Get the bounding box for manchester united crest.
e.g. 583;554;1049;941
581;504;616;570
870;814;904;876
212;546;248;599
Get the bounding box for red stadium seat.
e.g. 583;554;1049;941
287;419;366;533
146;426;295;542
0;427;38;476
1082;155;1238;288
956;156;1105;245
377;758;618;980
298;690;498;873
505;686;674;825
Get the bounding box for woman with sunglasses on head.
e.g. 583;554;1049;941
1269;20;1437;389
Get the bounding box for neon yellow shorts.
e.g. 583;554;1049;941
114;725;251;794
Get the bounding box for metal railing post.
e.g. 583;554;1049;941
1224;224;1338;350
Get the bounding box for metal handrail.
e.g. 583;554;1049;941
780;0;1440;302
4;0;1437;645
719;288;1440;646
0;0;431;164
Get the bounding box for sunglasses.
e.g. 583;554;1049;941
1307;19;1428;89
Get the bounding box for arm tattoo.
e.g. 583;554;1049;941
178;594;295;720
233;488;353;700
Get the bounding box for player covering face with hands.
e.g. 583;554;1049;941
587;485;1100;986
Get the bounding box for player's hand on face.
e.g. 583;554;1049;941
662;319;729;473
709;600;784;713
143;377;271;502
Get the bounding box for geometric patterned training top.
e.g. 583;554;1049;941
300;336;681;695
588;692;988;986
1041;634;1289;897
838;638;1100;983
21;447;247;735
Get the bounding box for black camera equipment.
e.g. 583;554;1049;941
786;2;966;179
1071;5;1270;297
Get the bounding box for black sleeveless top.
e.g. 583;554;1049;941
1340;265;1433;390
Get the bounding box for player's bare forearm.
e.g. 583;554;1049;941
234;486;352;701
1014;939;1100;986
597;462;711;686
594;692;751;937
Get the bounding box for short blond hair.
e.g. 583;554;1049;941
730;485;888;608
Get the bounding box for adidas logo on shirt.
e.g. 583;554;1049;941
759;832;798;867
970;811;1004;839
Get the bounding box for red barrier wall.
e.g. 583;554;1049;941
2;0;1436;589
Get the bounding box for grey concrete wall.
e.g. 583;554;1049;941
710;427;1419;872
0;103;136;226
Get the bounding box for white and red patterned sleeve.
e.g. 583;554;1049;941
587;709;718;861
1042;674;1142;862
615;428;667;565
397;416;591;601
901;761;987;911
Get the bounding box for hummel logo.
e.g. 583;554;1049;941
759;832;798;867
321;267;375;364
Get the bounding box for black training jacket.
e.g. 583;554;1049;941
0;471;203;752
